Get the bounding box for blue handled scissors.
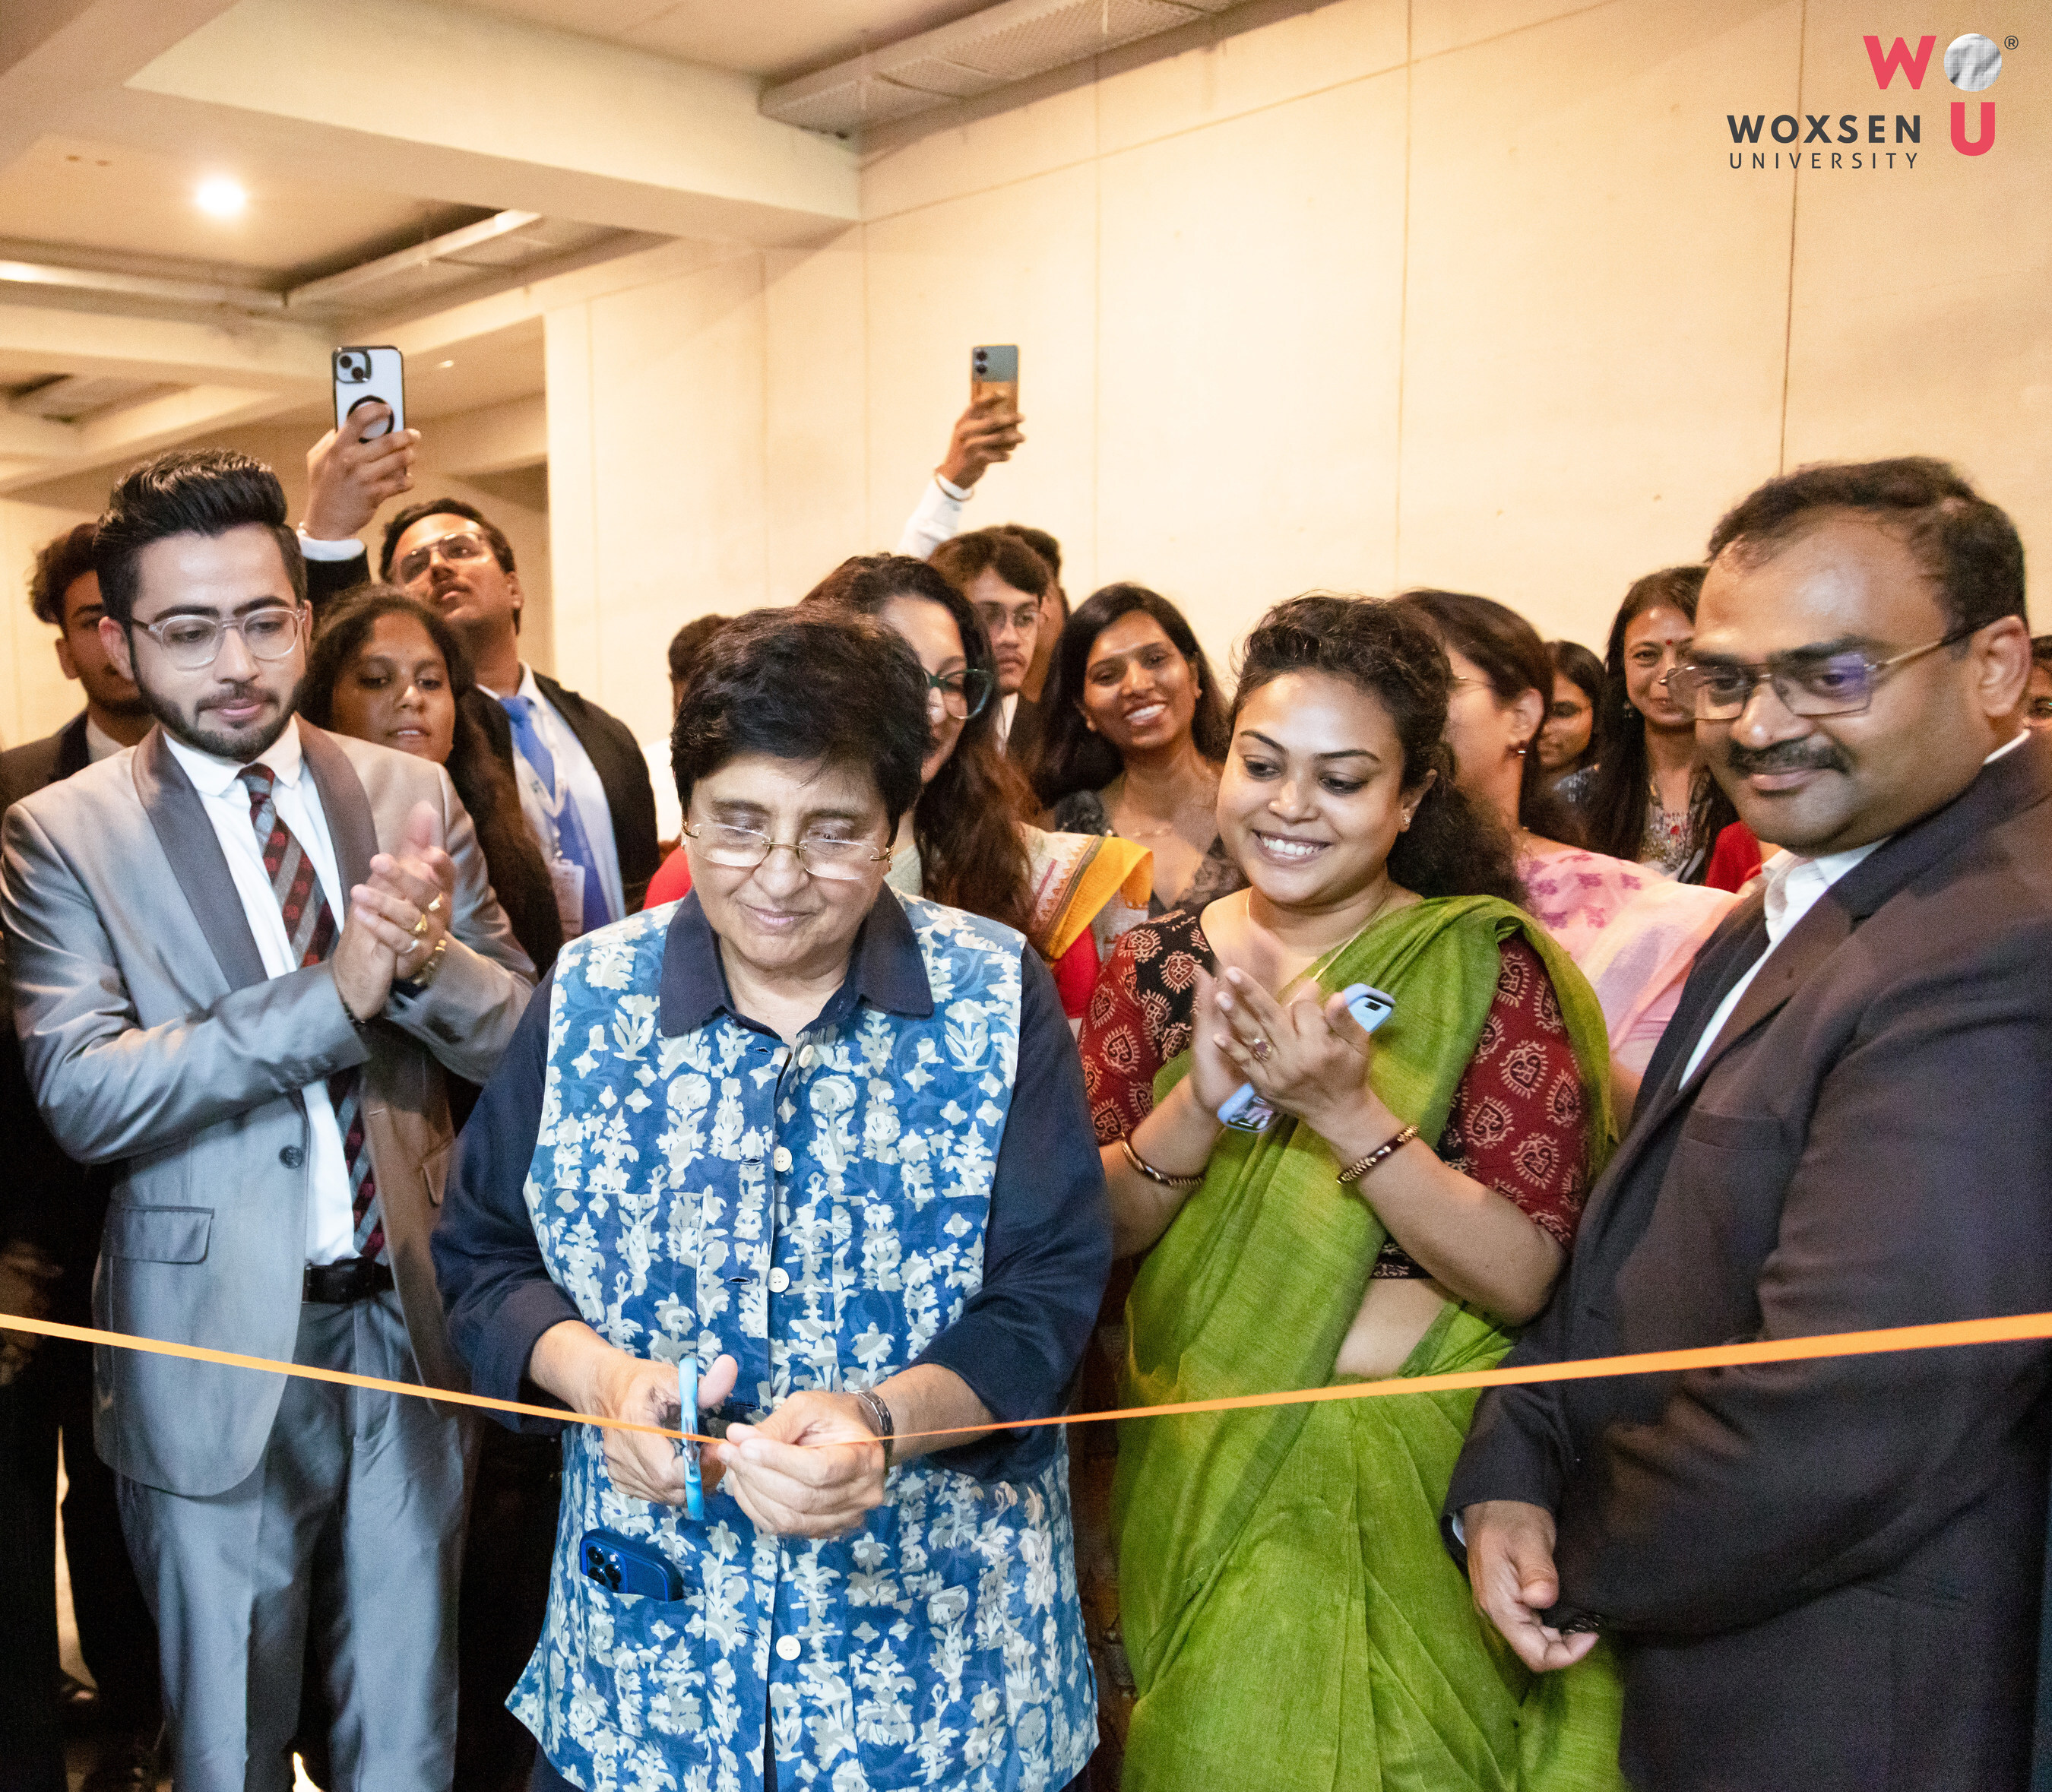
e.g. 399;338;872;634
676;1356;705;1520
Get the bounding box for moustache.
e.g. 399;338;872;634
1724;738;1851;777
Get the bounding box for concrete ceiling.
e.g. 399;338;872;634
0;0;863;496
440;0;996;81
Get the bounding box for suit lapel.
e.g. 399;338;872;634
54;712;91;780
131;728;268;993
299;723;377;896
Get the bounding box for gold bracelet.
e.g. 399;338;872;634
1336;1125;1419;1186
1119;1135;1204;1191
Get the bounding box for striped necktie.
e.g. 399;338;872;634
239;764;385;1262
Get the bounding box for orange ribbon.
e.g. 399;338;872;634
8;1308;2052;1447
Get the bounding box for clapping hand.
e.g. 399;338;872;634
1207;967;1382;1138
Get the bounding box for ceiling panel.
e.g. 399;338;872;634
0;135;488;283
445;0;997;80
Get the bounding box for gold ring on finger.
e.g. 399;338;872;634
426;894;446;917
1252;1036;1271;1062
410;911;431;939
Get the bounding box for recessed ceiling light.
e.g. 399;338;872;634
195;176;246;217
438;359;455;370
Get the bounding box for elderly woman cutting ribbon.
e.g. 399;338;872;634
433;607;1110;1792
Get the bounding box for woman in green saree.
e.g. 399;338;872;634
1077;595;1626;1790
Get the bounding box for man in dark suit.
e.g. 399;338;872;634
293;419;657;925
0;523;163;1792
1446;457;2052;1791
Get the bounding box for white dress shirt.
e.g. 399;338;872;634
896;474;972;561
164;719;357;1264
1680;731;2031;1088
479;664;627;929
641;736;682;844
84;717;125;764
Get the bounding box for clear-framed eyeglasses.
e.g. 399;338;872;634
394;528;494;586
681;820;892;882
924;666;994;720
1664;623;1979;722
135;605;305;672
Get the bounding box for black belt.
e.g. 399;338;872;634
302;1257;394;1304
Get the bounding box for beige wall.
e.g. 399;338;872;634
538;0;2048;744
5;0;2043;751
0;416;549;750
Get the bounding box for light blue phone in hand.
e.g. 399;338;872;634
1216;982;1395;1132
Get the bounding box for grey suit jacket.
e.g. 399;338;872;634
0;722;535;1496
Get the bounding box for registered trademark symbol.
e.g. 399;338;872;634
2005;35;2019;49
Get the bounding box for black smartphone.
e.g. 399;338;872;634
971;344;1018;410
579;1528;684;1602
332;345;406;439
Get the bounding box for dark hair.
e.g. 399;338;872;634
999;524;1061;582
1550;639;1605;710
673;603;929;838
1028;583;1232;806
29;522;100;627
801;554;1037;937
1544;639;1605;780
301;587;561;972
95;451;304;625
377;498;515;581
669;614;730;688
1706;456;2025;637
1234;595;1522;904
1578;565;1739;878
2032;635;2052;672
930;527;1052;600
1393;588;1585;845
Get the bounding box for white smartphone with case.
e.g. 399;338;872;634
332;345;406;439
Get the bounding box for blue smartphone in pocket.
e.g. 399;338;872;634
1217;982;1395;1132
579;1528;684;1601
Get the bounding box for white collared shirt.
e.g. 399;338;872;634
84;717;125;764
478;664;626;929
1680;731;2031;1087
998;692;1019;746
164;718;357;1263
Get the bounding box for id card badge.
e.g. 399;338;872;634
676;1357;705;1520
549;856;585;939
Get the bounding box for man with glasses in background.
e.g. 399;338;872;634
1447;457;2052;1791
0;451;536;1792
295;410;658;932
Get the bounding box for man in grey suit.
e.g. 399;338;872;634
0;451;535;1792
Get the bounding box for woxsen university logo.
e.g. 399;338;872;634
1726;30;2006;172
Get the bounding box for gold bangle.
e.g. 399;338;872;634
1119;1135;1204;1192
1336;1125;1419;1186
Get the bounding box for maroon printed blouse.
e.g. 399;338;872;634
1078;910;1594;1274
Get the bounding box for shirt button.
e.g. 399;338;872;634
278;1145;305;1168
768;1268;790;1293
774;1635;800;1662
772;1147;792;1173
796;1045;814;1069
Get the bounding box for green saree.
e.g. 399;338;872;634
1113;896;1627;1792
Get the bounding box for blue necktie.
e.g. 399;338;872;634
500;693;612;933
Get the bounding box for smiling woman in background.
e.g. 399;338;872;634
303;587;562;978
804;554;1152;1015
1029;582;1244;917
